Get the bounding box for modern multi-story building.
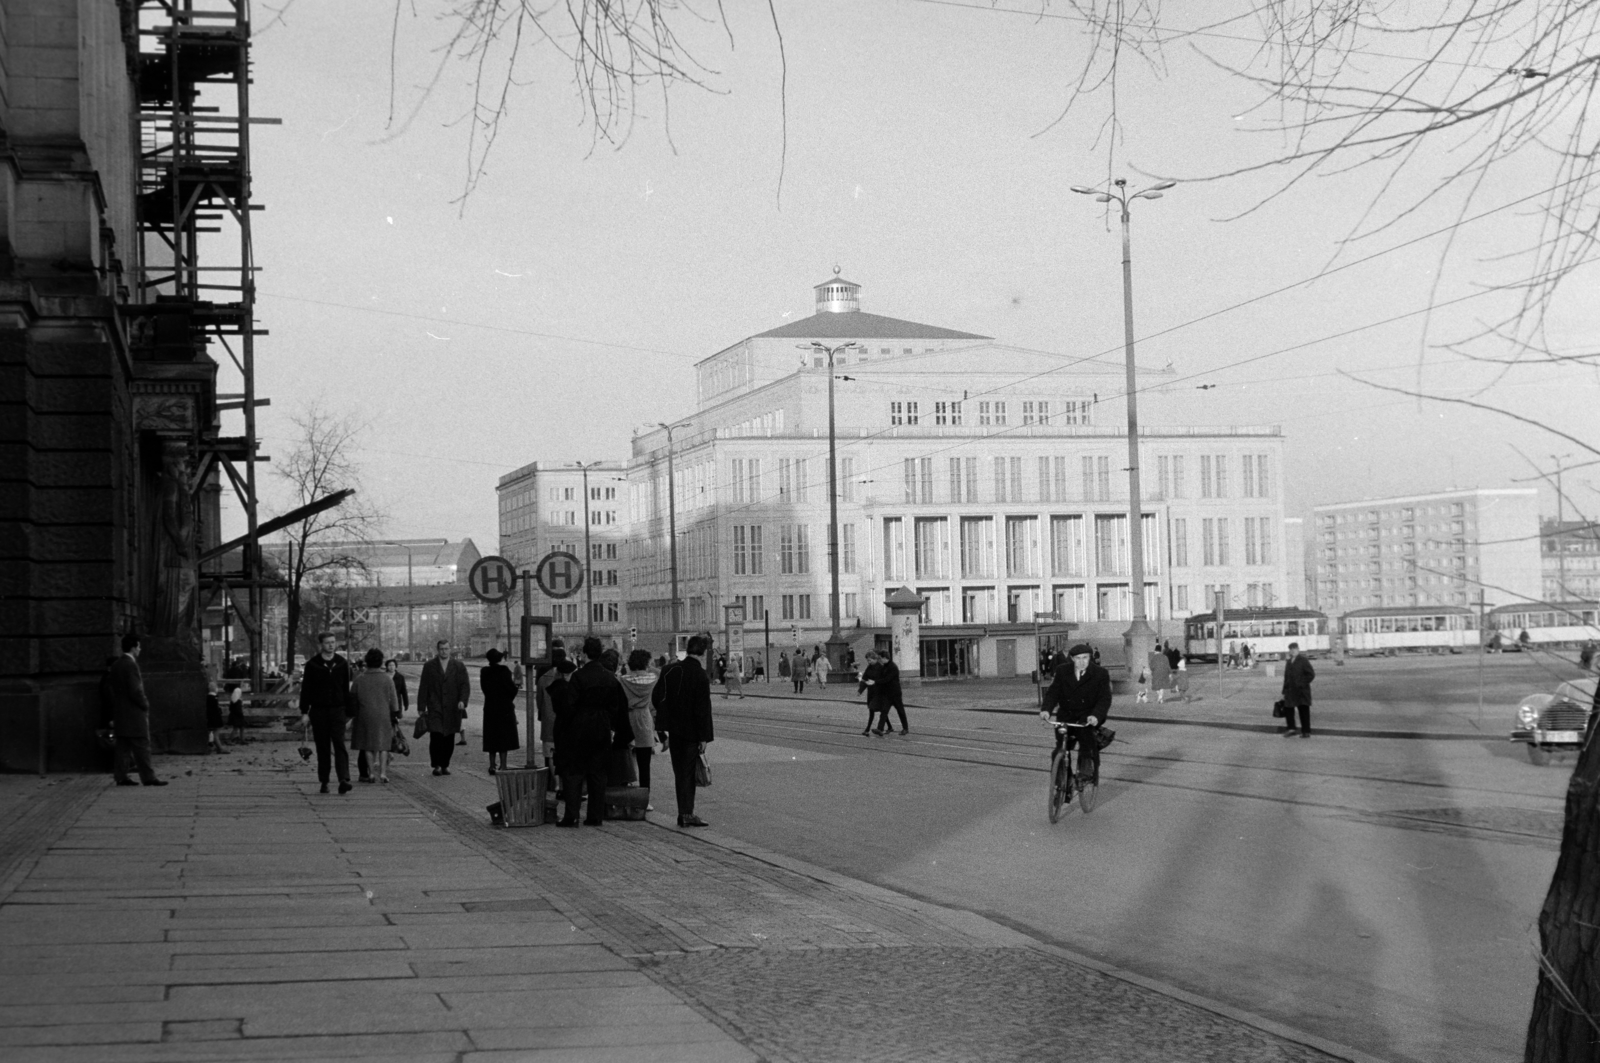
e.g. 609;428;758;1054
496;462;629;639
1542;519;1600;603
622;274;1292;675
1309;488;1541;616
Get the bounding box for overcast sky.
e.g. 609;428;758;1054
233;1;1596;548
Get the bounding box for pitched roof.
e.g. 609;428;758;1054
753;310;990;341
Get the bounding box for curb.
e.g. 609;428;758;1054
656;820;1410;1063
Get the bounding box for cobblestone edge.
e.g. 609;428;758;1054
0;775;106;902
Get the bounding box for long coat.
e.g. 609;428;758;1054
349;670;398;752
879;660;904;709
1282;655;1316;707
858;661;885;707
418;656;470;735
1043;661;1113;726
655;657;714;745
479;663;521;753
554;661;631;772
105;654;152;738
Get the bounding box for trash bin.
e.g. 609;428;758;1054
494;767;549;827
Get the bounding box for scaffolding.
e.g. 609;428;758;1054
132;0;274;685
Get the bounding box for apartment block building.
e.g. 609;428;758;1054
1309;488;1541;616
1543;519;1600;603
496;461;629;638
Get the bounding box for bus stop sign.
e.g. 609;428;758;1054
534;551;585;600
468;555;518;604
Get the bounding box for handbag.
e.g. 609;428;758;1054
694;751;712;787
1271;699;1286;719
390;730;410;757
1094;726;1116;751
413;714;428;740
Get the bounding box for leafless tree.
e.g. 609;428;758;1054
273;404;384;675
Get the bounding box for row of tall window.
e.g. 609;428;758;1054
890;399;1095;428
731;524;860;576
1156;454;1271;500
881;514;1160;581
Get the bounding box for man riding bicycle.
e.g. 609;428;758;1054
1039;642;1112;782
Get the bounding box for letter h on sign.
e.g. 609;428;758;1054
545;559;575;592
477;565;511;599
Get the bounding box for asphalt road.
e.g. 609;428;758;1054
689;677;1570;1063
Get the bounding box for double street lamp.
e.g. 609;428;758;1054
800;340;861;680
1070;177;1175;668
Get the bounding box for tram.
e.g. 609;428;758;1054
1339;605;1477;656
1487;602;1600;650
1182;608;1330;662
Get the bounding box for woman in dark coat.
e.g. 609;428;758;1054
857;652;887;736
479;648;521;774
386;659;409;717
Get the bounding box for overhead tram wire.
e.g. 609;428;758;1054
696;249;1600;526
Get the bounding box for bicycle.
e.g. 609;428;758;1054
1047;722;1099;822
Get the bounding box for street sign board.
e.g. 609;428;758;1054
533;551;584;600
468;555;518;604
726;624;745;659
521;615;554;666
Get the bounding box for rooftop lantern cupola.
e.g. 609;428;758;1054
814;266;861;313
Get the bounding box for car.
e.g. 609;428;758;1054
1512;675;1597;765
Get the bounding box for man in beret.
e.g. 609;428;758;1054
1040;643;1112;782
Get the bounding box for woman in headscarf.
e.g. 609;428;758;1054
479;648;521;775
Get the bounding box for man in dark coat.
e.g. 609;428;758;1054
106;633;166;786
299;631;353;793
857;651;885;735
555;636;632;826
880;655;908;735
1039;642;1112;780
418;639;470;775
1281;641;1316;737
655;634;715;827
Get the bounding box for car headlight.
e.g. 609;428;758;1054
1518;704;1540;727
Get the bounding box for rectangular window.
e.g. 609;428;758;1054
1010;458;1024;502
1214;454;1228;498
747;459;761;502
1006;516;1040;577
1175;585;1189;611
607;602;619;621
1242;456;1256;499
949;401;961;426
749;525;764;574
732;458;746;502
993;402;1007;426
891;402;904;426
1095;515;1129;576
960;517;995;578
844;592;858;618
734;525;748;575
1217;517;1231;565
994;457;1008;503
842;523;857;573
841;457;856;502
798;594;812;620
1245;519;1259;565
1258;517;1273;565
905;402;919;426
904;458;917;504
949;458;965;503
751;594;765;619
1203;518;1216;566
979;401;993;426
1172;455;1185;499
1022;401;1036;425
793;458;807;502
915;518;949;579
1050;515;1086;576
781;594;795;620
593;602;605;622
964;457;978;503
1201;455;1213;499
778;458;793;499
1037;401;1049;425
1157;455;1170;499
883;517;906;581
1096;457;1111;501
920;457;934;503
796;525;811;574
1038;457;1052;502
1082;456;1094;500
936;401;949;425
1255;454;1270;498
780;525;795;574
1172;518;1189;567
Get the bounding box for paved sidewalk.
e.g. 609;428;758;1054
0;745;1390;1062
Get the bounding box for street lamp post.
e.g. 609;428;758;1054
657;420;693;642
802;341;861;679
1071;177;1175;672
375;540;417;659
573;461;604;636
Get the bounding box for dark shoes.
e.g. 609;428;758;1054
677;815;709;828
556;819;579;828
115;779;139;786
861;729;873;736
338;781;353;794
143;778;168;786
320;782;330;793
440;768;451;776
1281;728;1299;737
583;819;604;827
432;768;441;776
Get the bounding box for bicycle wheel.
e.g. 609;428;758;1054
1048;751;1068;823
1077;748;1098;813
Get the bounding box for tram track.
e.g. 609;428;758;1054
713;703;1562;825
